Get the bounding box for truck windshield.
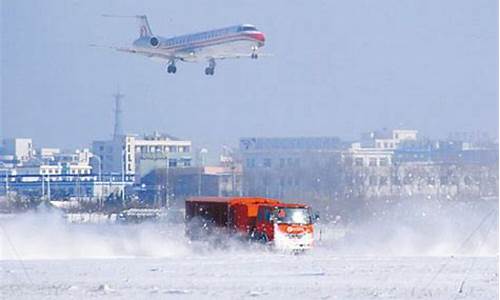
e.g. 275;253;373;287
274;208;311;225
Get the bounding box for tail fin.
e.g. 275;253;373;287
102;14;153;38
137;15;153;38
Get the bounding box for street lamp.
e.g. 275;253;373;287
93;155;103;210
198;148;208;196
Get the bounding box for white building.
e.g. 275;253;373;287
92;132;192;180
1;138;33;162
38;148;61;159
345;129;418;167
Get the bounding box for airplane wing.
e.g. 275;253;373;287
89;44;181;61
210;53;273;60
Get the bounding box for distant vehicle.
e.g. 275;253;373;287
185;197;317;251
117;208;162;224
100;15;266;75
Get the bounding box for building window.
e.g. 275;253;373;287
294;158;300;167
354;158;364;166
169;159;177;167
246;158;255;168
369;158;377;167
179;146;190;153
379;158;389;166
369;176;377;186
263;158;272;168
379;176;388;186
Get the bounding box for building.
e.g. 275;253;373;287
92;135;136;179
92;132;192;182
343;130;498;202
344;129;419;167
0;144;116;200
239;137;347;202
1;138;34;162
38;148;61;160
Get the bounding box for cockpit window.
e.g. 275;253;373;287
239;25;257;32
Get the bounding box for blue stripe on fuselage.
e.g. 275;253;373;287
161;33;261;53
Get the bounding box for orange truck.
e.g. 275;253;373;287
185;196;316;251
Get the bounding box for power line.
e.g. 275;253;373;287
0;222;34;285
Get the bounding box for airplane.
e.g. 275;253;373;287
100;15;266;75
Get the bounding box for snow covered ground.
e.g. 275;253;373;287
1;253;497;299
0;200;498;299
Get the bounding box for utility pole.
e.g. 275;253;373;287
47;173;51;202
231;164;236;196
165;157;170;209
121;147;126;208
41;174;45;199
95;155;102;210
5;170;8;198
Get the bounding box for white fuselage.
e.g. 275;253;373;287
132;24;266;63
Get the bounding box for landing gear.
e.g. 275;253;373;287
204;59;216;76
204;67;214;75
251;46;258;59
166;61;177;74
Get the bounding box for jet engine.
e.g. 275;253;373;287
149;36;160;47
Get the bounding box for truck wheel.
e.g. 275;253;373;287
261;234;269;244
249;229;260;241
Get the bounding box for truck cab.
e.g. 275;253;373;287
254;204;315;250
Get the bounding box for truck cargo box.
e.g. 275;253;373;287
185;196;280;233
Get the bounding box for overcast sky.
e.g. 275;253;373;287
1;0;498;156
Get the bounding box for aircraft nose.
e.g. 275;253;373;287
248;32;265;44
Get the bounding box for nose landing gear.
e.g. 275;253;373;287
251;46;258;59
205;59;216;76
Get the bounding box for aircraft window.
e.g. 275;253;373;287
240;26;257;32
